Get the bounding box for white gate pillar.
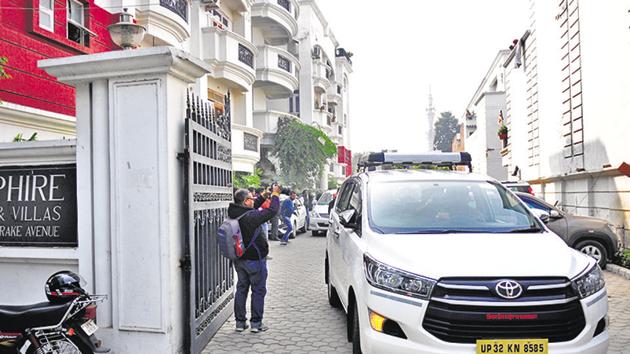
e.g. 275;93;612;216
40;47;211;353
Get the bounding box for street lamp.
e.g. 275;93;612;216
108;8;146;50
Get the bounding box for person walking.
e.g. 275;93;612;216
302;189;312;231
228;184;281;333
280;191;297;245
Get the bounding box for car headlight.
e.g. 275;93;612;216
571;264;605;299
364;254;436;300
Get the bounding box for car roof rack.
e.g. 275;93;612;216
357;152;473;172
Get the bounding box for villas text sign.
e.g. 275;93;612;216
0;165;77;247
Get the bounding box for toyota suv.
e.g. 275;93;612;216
325;152;608;354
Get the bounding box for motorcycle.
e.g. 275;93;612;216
0;271;109;354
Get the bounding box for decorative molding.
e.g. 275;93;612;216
135;8;191;45
0;102;76;137
39;47;211;84
0;139;76;166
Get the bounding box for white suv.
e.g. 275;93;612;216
325;153;608;354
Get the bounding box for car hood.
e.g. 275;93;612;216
366;232;594;280
564;214;609;228
313;204;330;215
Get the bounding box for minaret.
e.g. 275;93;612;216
426;87;436;151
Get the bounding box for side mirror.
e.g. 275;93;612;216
339;209;355;225
549;210;562;219
531;208;550;223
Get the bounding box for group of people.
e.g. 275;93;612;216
227;185;316;332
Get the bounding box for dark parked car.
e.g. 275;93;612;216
515;192;620;267
502;180;534;195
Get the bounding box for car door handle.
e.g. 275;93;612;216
333;227;341;238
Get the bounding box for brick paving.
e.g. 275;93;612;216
204;234;630;353
202;233;351;354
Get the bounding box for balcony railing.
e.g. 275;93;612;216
243;132;259;152
277;0;291;12
160;0;187;21
278;55;291;72
238;44;254;68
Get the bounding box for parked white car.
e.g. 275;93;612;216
278;196;307;238
326;152;608;354
310;189;337;236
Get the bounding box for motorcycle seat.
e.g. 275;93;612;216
0;301;73;331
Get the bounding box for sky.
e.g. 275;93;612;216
317;0;530;153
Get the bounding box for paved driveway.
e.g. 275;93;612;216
204;234;630;353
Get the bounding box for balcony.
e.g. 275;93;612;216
232;124;263;173
134;0;191;46
253;110;300;146
313;62;332;91
251;0;299;42
254;45;301;98
312;110;333;135
202;27;257;91
327;85;342;106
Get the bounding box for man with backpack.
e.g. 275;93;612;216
227;184;281;333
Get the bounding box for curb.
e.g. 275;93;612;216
605;264;630;280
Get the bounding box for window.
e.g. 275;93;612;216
520;196;551;214
39;0;54;32
368;180;538;234
335;182;354;213
210;9;231;30
67;0;90;47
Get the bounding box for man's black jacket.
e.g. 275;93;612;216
227;195;279;260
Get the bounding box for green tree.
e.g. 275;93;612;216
433;111;459;152
0;56;10;105
271;116;336;189
0;57;9;80
233;168;262;189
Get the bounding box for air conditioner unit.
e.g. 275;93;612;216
202;0;220;10
311;47;321;59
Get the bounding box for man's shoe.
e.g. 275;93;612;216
280;242;287;246
250;325;268;333
235;323;249;332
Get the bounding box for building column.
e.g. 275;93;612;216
40;47;211;353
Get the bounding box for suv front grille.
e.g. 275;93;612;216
422;278;586;344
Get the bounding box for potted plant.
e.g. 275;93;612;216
498;124;508;140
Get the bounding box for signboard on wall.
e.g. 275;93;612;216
0;164;77;247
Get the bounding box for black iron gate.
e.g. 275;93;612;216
181;90;234;354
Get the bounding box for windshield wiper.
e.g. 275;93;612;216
505;227;543;233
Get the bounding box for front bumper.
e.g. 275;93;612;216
358;287;609;354
309;216;329;231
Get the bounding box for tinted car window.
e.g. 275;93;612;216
336;182;354;212
520;195;551;213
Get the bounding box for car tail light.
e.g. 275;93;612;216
84;304;97;320
528;186;534;196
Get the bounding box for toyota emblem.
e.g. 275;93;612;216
495;280;523;300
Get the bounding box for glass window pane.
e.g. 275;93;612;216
41;0;53;10
69;0;83;24
39;12;52;29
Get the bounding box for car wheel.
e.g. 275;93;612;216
575;240;608;267
351;301;362;354
326;260;341;308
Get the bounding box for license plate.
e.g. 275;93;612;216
80;320;98;336
476;339;548;354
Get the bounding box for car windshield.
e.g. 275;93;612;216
317;192;334;205
368;180;540;234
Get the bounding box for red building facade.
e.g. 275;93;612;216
0;0;118;117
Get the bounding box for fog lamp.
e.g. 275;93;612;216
369;310;386;332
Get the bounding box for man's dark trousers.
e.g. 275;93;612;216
269;214;280;241
234;258;268;328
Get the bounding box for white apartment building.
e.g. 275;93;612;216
295;0;353;188
501;0;630;245
462;50;510;180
